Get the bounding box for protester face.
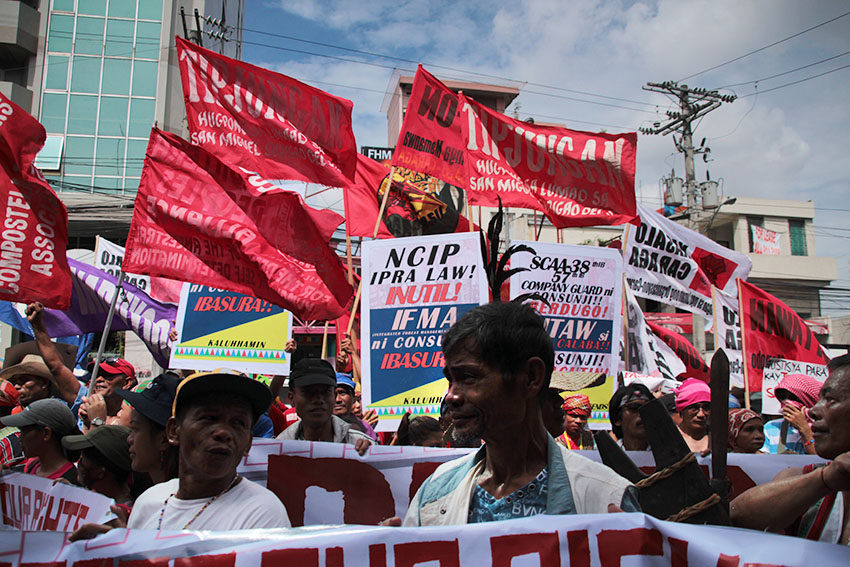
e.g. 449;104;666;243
18;424;45;458
541;389;565;438
172;397;253;482
290;384;334;429
563;412;588;437
10;375;50;407
680;402;710;435
442;341;524;445
352;395;363;418
76;452;101;489
334;386;354;416
92;372;129;398
732;418;765;453
620;401;648;444
128;409;166;473
809;368;850;460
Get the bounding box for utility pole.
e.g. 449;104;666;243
640;81;735;359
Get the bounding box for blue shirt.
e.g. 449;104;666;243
468;468;549;523
762;418;805;454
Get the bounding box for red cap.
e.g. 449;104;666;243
89;357;135;379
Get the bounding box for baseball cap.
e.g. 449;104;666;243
62;425;132;471
173;369;272;423
289;359;336;390
116;372;182;428
336;373;356;393
88;357;135;379
1;398;78;436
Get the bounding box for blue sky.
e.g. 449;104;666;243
239;0;850;313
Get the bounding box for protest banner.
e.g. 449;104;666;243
361;233;488;430
459;94;638;228
170;283;293;375
644;312;692;334
738;280;830;392
510;242;623;423
344;154;475;239
623;283;686;382
752;225;781;255
391;65;467;189
761;358;828;415
0;259;176;367
624;204;752;325
712;287;745;388
0;472;114;531
176;37;357;187
240;439;824;525
123;128;353;321
0;92;71;310
0;511;844;567
647;321;709;382
94;236;182;304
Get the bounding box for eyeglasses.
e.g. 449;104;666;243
623;402;647;412
684;403;711;414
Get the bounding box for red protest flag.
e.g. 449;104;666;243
459;93;638;228
390;65;466;188
0;93;71;309
176;37;357;187
647;321;710;381
738;280;830;392
344;154;477;239
123;128;354;321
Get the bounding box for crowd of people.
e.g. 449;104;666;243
0;301;847;546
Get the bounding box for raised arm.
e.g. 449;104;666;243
25;302;80;404
730;452;850;532
269;338;297;400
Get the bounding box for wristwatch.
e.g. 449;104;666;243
91;417;105;427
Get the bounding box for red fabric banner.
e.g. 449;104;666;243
344;154;477;238
645;312;693;334
0;93;71;309
738;280;831;392
176;37;357;187
459;93;638;227
647;321;709;381
390;65;467;188
123;128;353;321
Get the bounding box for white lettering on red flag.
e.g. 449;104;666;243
460;94;638;227
122;128;353;321
738;279;831;392
0;92;71;309
625;203;752;324
177;37;357;187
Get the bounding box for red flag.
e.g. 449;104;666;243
0;93;71;309
123;128;354;321
390;65;466;188
176;37;357;187
738;280;830;392
344;154;476;239
459;93;638;227
647;321;709;381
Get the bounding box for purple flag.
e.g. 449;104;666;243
34;259;177;367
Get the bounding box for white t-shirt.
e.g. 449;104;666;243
128;477;290;531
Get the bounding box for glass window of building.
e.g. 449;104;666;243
70;56;102;93
94;176;123;192
78;0;106;17
102;58;131;95
64;136;95;175
46;55;69;90
48;14;74;52
131;60;158;96
125;138;147;177
128;98;154;137
789;220;807;256
105;19;134;57
95;138;125;176
98;97;128;136
137;0;162;21
74;16;105;56
40;93;67;133
67;94;98;134
135;21;161;58
52;0;76;12
108;0;136;18
747;216;764;253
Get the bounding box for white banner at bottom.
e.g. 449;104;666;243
1;513;847;566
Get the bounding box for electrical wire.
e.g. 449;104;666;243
679;9;850;81
719;48;850;89
739;62;850;97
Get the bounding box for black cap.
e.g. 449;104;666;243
1;398;78;436
173;369;272;423
62;425;132;471
289;359;336;390
116;372;182;427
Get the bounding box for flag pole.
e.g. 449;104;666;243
737;279;751;410
321;321;329;359
90;270;124;384
347;167;394;337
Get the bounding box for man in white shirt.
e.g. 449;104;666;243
128;370;290;530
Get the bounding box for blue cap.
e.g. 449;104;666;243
728;394;741;409
336;373;356;392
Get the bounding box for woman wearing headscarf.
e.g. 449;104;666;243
557;394;594;450
674;378;711;453
762;374;821;455
728;409;765;453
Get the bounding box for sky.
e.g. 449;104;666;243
240;0;850;315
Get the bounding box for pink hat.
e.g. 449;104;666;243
674;378;711;412
775;374;821;408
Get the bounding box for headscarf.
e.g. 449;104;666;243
775;374;821;408
728;408;762;448
674;378;711;412
561;394;591;418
